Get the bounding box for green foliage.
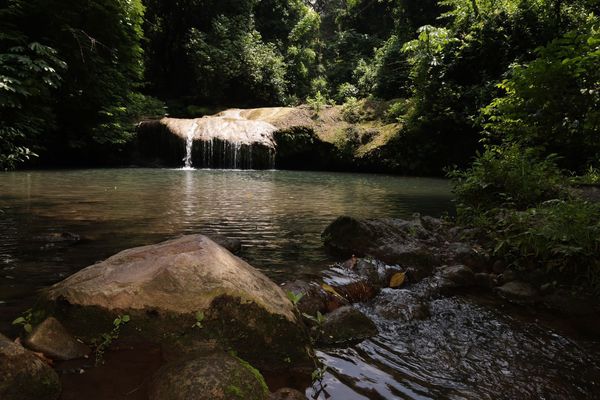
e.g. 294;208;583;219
11;308;44;334
571;166;600;185
93;314;130;365
384;99;411;123
286;291;304;306
0;3;66;169
335;82;359;103
450;144;566;214
341;96;362;123
186;16;287;106
473;200;600;292
307;91;328;113
483;25;600;171
192;311;205;329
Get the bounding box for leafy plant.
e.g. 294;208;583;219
93;314;130;365
286;291;304;307
450;144;567;216
192;311;204;329
12;309;34;334
307;90;327;113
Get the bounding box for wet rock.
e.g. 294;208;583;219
269;387;306;400
492;260;506;274
419;216;444;232
498;270;518;285
438;265;475;287
24;317;90;361
448;243;487;271
322;216;438;269
405;266;431;283
281;280;328;315
149;351;269;400
207;234;242;255
496;281;538;304
43;234;311;371
353;258;403;289
474;273;497;289
319;306;377;346
374;289;430;321
0;333;61;400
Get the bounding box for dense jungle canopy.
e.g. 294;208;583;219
0;0;599;173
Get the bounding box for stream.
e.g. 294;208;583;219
1;169;598;399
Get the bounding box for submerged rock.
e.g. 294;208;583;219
43;234;311;371
0;333;61;400
149;351;269;400
374;288;431;322
319;306;377;346
24;317;90;361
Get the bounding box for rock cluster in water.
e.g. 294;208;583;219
2;235;313;399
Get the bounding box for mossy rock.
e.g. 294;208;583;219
0;334;61;400
148;351;269;400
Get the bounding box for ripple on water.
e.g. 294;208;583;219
309;291;600;400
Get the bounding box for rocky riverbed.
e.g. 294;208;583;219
2;215;599;400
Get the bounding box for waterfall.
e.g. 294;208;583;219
182;120;197;169
156;112;278;170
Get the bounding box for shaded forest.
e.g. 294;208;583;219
1;0;599;174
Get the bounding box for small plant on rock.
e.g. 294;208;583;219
93;314;130;365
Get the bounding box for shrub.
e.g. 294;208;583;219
450;144;567;215
341;96;362;123
483;200;600;292
336;82;359;103
384;99;411;123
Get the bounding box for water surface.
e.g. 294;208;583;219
1;169;598;400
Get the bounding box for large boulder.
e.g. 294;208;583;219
149;351;269;400
43;235;311;371
322;216;439;269
0;333;61;400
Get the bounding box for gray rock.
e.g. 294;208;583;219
0;333;61;400
149;351;269;400
448;243;487;270
496;281;538;303
269;388;306;400
474;273;497;289
319;306;377;346
439;265;475;287
322;216;438;269
24;317;90;361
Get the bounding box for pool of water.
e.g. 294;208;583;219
1;168;598;399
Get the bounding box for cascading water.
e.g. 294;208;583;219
182;121;197;169
159;111;278;170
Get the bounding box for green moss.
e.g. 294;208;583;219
230;354;269;396
226;385;244;398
